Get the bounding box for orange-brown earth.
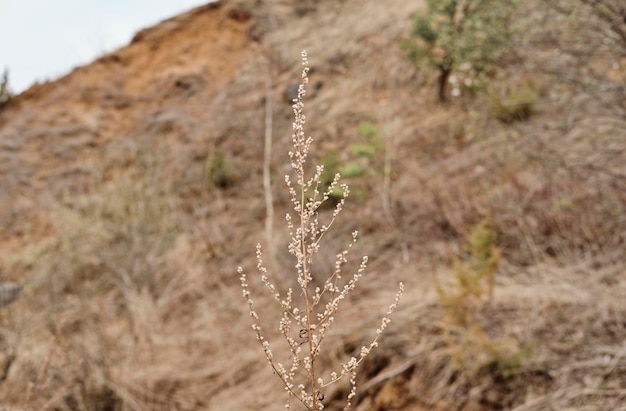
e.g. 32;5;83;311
0;0;624;410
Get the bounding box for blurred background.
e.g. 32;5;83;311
0;0;624;409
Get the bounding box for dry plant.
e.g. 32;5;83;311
238;50;404;410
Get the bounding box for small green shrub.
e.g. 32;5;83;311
0;68;14;107
435;218;500;325
207;151;237;189
338;161;365;178
318;120;383;205
356;120;379;140
355;120;382;152
348;143;377;158
436;219;532;378
488;83;536;123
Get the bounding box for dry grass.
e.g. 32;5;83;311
0;0;624;410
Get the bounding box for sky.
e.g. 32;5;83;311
0;0;213;94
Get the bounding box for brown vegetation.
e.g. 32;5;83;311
0;0;624;410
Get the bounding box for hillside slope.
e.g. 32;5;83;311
0;0;624;410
